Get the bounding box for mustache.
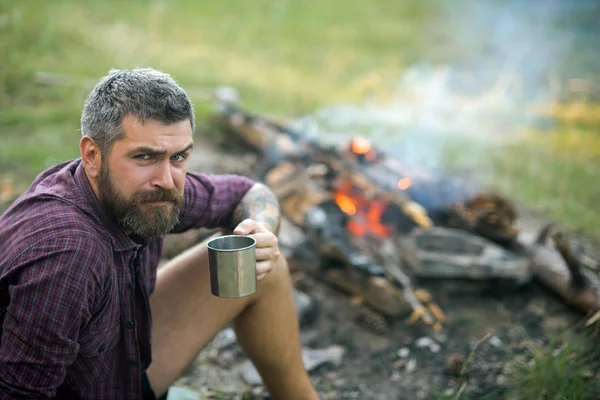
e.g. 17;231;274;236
131;188;184;205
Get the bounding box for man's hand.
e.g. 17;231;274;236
233;219;281;281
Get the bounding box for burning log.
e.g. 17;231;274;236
212;93;433;230
525;224;600;314
211;93;527;330
263;160;331;227
324;269;412;317
399;227;532;284
378;238;446;331
301;201;446;329
211;89;600;330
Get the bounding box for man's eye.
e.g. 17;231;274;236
171;154;187;162
135;154;151;160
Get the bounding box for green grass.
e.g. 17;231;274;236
0;0;441;190
432;329;600;400
2;0;599;237
440;124;600;237
506;331;600;400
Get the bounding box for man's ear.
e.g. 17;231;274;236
80;136;102;179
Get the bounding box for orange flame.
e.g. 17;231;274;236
397;177;412;190
333;178;391;238
334;193;357;215
350;137;372;155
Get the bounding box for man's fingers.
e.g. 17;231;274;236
234;221;279;281
255;246;281;261
250;232;278;248
256;260;272;278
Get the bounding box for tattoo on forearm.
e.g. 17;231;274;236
232;183;281;233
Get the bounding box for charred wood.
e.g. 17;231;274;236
522;224;600;314
438;193;520;248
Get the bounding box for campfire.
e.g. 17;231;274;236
211;89;600;334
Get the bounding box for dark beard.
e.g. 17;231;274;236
98;162;184;237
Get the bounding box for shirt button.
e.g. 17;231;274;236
127;320;136;329
129;282;135;290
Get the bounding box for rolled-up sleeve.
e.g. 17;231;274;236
0;234;105;399
173;172;255;233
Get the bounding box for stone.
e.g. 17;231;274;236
398;347;410;359
240;345;345;385
415;336;441;353
294;289;318;327
496;374;510;386
489;336;503;348
239;361;263;386
211;327;237;350
406;358;417;373
166;386;202;400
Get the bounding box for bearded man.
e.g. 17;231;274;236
0;68;319;400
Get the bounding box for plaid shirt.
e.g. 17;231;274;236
0;159;254;399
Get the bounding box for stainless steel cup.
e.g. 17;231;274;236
207;235;257;298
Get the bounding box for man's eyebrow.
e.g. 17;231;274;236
175;143;194;155
128;143;194;157
128;147;166;157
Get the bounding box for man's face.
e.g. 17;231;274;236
98;116;193;237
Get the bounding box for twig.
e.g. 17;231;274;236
585;310;600;327
452;331;493;400
379;240;435;325
460;331;493;377
453;381;468;400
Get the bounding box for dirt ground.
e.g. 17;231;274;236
174;272;581;400
159;135;598;400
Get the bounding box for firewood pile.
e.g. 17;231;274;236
210;88;600;333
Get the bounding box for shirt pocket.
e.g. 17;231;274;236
78;324;120;358
63;325;121;390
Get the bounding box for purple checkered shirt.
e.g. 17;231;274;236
0;159;254;399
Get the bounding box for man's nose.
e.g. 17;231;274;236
152;160;175;190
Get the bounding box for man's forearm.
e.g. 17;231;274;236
231;183;281;234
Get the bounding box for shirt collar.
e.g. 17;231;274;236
73;160;141;252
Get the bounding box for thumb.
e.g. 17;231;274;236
233;219;256;235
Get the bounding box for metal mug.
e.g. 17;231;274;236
207;235;257;298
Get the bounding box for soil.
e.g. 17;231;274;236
159;135;599;400
179;276;579;400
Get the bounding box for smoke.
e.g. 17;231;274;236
299;0;600;177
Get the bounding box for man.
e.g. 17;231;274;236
0;68;319;399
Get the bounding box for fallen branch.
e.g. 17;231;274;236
525;224;600;314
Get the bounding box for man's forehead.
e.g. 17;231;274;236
118;116;193;149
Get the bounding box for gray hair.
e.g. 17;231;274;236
81;68;195;153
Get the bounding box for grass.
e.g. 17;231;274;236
506;330;600;400
432;328;600;400
0;0;440;188
440;123;600;236
1;1;600;398
2;0;599;238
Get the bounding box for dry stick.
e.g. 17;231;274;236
585;310;600;328
580;253;600;272
453;381;469;400
380;240;434;325
453;331;493;400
